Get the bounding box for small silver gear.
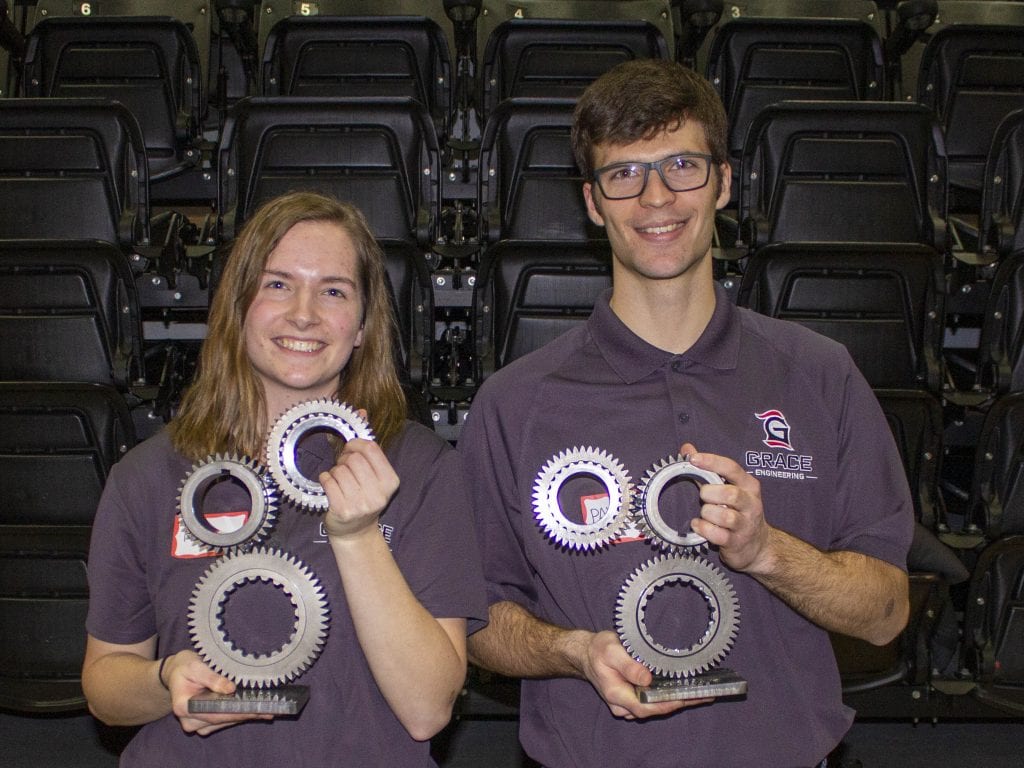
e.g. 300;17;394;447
266;398;375;511
635;454;724;551
188;546;330;689
177;453;278;552
532;446;633;551
615;554;739;678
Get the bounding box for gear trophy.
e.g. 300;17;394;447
533;448;748;704
176;398;373;716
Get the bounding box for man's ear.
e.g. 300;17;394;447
715;162;733;211
583;182;606;227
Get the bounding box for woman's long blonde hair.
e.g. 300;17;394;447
169;191;407;460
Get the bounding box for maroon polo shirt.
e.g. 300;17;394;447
87;421;487;767
459;285;913;768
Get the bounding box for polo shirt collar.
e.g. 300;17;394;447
589;283;741;384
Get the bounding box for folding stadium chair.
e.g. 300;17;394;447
0;240;144;390
217;95;436;385
979;109;1024;264
478;17;670;121
831;389;967;695
916;22;1024;215
0;98;149;249
472;240;612;382
21;15;204;186
477;97;598;243
962;531;1024;715
474;0;676;76
737;100;948;254
736;242;946;394
963;392;1024;541
705;14;885;204
260;15;453;141
0;382;137;713
972;252;1024;398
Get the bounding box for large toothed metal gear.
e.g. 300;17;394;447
266;398;375;511
177;454;278;552
188;547;330;689
532;446;633;551
635;454;724;551
615;554;739;678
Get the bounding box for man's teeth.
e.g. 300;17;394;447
279;338;322;352
639;222;683;234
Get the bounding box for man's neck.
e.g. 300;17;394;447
609;273;717;355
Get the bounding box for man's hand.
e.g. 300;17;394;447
683;442;775;576
573;629;710;720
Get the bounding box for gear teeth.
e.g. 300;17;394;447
614;554;739;678
266;398;374;512
177;453;279;553
188;546;330;689
634;454;724;552
532;446;633;551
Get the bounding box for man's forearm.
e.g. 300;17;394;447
749;527;910;646
468;600;591;679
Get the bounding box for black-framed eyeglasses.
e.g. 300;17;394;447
592;152;714;200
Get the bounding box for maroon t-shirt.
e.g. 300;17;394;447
459;287;914;768
87;421;487;766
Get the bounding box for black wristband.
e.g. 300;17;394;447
157;656;171;691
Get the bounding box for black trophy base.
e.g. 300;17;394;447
188;685;311;716
637;668;747;704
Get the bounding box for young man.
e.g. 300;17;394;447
459;59;913;767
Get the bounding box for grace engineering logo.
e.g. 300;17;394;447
755;409;793;451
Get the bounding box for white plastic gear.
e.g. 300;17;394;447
265;398;375;511
634;454;724;551
531;446;633;551
188;546;330;689
177;453;278;552
615;554;739;678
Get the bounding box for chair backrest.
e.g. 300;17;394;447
874;388;945;530
736;242;946;393
475;0;676;70
980;108;1024;262
260;15;452;138
916;24;1024;203
27;0;213;89
738;100;948;252
22;16;203;182
691;0;882;73
706;15;885;201
0;98;149;247
256;0;458;61
898;0;1024;111
976;251;1024;397
478;97;599;243
0;381;135;713
479;17;670;120
473;239;612;380
0;241;144;388
380;240;433;387
967;392;1024;539
217;95;441;245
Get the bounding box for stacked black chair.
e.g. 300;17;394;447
705;12;885;203
217;95;437;387
20;15;204;194
738;100;948;253
0;97;148;713
260;15;453;141
478;17;670;121
915;18;1024;215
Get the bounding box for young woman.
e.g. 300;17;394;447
83;191;486;766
